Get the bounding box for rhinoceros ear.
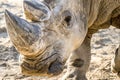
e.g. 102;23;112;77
23;0;51;22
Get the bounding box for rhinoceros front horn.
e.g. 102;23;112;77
23;0;51;21
5;10;43;56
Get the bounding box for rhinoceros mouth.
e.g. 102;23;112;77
20;47;64;76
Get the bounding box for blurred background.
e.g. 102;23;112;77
0;0;120;80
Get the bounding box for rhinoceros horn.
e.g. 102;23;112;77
23;0;51;21
5;10;45;57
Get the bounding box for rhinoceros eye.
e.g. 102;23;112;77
63;10;72;26
64;16;71;26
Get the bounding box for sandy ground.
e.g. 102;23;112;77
0;0;120;80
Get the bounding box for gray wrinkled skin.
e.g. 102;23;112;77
5;0;120;80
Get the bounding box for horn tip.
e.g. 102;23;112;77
5;9;9;16
4;9;12;19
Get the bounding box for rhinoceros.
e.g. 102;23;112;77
4;0;120;80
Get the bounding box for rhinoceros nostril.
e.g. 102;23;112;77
48;59;63;75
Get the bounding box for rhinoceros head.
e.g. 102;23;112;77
5;0;87;77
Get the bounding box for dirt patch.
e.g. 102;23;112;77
0;1;120;80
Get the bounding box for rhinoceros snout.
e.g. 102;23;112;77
20;58;64;76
